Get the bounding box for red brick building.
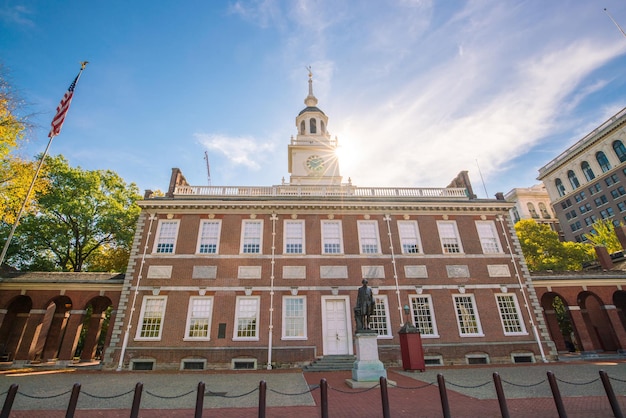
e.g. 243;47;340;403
104;74;557;371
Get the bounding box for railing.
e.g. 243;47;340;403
172;185;470;199
538;106;626;178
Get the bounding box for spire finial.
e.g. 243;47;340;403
304;65;318;107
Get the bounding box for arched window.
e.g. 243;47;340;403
320;120;326;134
538;202;551;219
512;208;520;223
581;161;595;181
596;151;611;172
527;202;539;218
613;140;626;162
310;118;317;134
567;170;580;189
300;121;305;135
555;178;566;197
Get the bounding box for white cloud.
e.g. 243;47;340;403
195;133;276;170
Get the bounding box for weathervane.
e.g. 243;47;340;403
306;65;312;79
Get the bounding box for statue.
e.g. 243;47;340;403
354;279;375;331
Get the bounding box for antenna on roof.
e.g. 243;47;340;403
605;8;626;38
204;151;211;186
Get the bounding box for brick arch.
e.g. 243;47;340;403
75;296;114;361
540;292;578;352
578;291;619;352
0;295;33;361
32;296;74;362
613;291;626;333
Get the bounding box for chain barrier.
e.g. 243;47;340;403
610;376;626;384
80;389;136;399
205;387;259;399
444;380;492;389
388;381;435;390
16;389;73;399
500;378;546;388
145;389;196;399
327;382;380;394
555;376;600;386
269;385;319;396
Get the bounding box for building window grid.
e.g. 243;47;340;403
410;295;438;336
155;221;178;253
198;221;220;254
496;294;526;335
235;297;259;339
321;220;343;254
369;296;391;337
398;221;422;254
582;161;595;181
241;220;262;254
358;220;381;254
282;296;306;339
453;295;483;336
284;220;304;254
186;297;213;339
137;297;167;339
438;221;463;254
597;151;612;173
476;221;502;254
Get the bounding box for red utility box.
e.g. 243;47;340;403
398;325;425;371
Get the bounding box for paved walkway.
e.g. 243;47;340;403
1;360;625;417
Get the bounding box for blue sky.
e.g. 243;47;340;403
2;1;626;198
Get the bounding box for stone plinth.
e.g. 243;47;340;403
346;331;394;388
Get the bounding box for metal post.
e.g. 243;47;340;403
195;381;205;418
493;372;510;418
380;376;390;418
320;378;329;418
258;380;266;418
547;371;567;418
65;383;81;418
600;370;624;418
437;374;451;418
130;382;143;418
0;384;18;418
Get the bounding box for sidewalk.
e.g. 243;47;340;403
1;360;625;417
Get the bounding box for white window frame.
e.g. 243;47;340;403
357;220;381;254
153;220;180;254
233;296;260;341
475;221;503;254
453;294;483;337
408;294;439;338
495;293;528;336
135;296;168;340
196;220;222;254
240;220;263;254
397;220;423;254
184;296;214;341
281;296;307;340
437;221;464;254
370;295;392;338
284;220;305;254
321;220;344;254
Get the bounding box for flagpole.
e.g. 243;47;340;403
0;62;88;268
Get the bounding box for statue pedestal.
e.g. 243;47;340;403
345;331;395;388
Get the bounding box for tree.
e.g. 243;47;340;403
0;67;46;224
7;155;141;272
583;219;623;253
515;219;593;271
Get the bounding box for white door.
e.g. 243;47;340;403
324;299;350;355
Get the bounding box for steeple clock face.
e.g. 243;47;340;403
305;155;325;173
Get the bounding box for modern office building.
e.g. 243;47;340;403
538;108;626;242
104;74;556;371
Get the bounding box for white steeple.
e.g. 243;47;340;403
287;69;342;185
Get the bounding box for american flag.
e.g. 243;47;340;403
48;63;87;138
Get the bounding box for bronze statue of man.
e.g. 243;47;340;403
355;279;375;331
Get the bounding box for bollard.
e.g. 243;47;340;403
493;372;510;418
599;370;624;418
195;381;205;418
320;378;329;418
258;380;266;418
65;383;81;418
547;371;567;418
130;382;143;418
0;384;18;418
437;374;451;418
380;376;390;418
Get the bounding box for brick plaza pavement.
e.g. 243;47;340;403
2;360;626;417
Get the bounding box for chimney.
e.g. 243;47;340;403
494;192;505;201
595;246;613;270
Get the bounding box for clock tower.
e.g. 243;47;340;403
288;70;342;185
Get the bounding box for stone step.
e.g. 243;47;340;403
304;355;356;371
